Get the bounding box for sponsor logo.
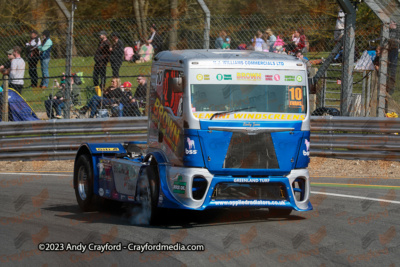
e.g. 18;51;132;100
303;139;310;156
105;189;110;197
236;73;261;81
214;200;287;206
128;196;135;201
285;75;295;82
120;195;126;201
274;74;280;81
234;178;270;183
96;148;119;152
196;74;203;81
185;137;197;154
204;74;210;80
98;188;104;196
173;175;186;194
216;74;223;81
296;75;303;82
193;112;306;121
223;74;232;80
265;75;273;81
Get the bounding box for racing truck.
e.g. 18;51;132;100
73;50;313;224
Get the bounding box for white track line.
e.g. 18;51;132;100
0;173;71;177
311;191;400;205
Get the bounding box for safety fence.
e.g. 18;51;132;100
0;116;399;161
1;11;399;121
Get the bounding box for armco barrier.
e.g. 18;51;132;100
0;116;399;161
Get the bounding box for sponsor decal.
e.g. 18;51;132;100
173;175;186;194
120;195;126;201
204;74;210;80
265;75;273;81
223;74;232;80
274;74;280;81
105;190;110;197
285;75;295;82
211;60;285;66
234;178;270;183
96;148;120;152
213;200;287;206
185;137;197;155
153;97;182;152
112;191;119;199
193;112;306;121
303;139;310;156
216;74;223;81
236;73;261;81
99;188;104;196
128;196;135;201
196;74;203;81
296;75;303;82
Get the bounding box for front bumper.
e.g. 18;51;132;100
158;166;312;212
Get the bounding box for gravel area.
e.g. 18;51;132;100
0;157;399;178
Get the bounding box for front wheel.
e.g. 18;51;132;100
135;165;160;225
74;154;95;211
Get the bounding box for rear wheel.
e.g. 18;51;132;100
268;208;292;217
74;154;95;211
136;165;160;225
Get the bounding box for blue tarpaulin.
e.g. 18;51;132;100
0;88;40;121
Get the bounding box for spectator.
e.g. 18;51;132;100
45;79;65;119
81;78;123;118
9;46;25;94
26;30;41;88
264;29;277;52
122;75;147;116
252;30;265;51
334;9;345;42
93;30;111;90
133;75;147;102
373;46;381;71
147;24;164;55
387;21;400;95
0;49;15;76
295;51;312;71
222;35;231;49
215;31;227;49
38;30;53;89
292;28;308;54
121;81;140;116
136;39;154;63
110;32;124;78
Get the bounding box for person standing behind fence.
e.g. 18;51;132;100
38;30;53;89
110;32;124;78
93;31;111;90
136;39;154;63
9;46;25;94
264;29;276;52
147;24;163;55
252;31;265;51
0;49;15;78
215;31;227;49
25;30;41;88
292;28;308;54
334;9;345;42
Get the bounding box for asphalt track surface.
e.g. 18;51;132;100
1;171;400;266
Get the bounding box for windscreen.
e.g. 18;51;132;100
189;69;308;120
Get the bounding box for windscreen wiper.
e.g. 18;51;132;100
210;107;255;120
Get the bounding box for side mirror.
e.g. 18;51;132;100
171;77;183;93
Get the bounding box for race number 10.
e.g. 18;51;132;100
288;86;303;108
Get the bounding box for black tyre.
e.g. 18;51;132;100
136;165;160;225
74;154;96;211
268;208;292;217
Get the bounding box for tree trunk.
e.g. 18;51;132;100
133;0;142;37
170;0;178;50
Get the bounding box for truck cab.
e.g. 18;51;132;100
74;50;312;224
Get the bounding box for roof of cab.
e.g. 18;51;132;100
154;49;301;64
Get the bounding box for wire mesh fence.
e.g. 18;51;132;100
0;13;398;121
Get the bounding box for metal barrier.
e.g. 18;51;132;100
0;116;399;161
0;117;147;161
310;116;400;160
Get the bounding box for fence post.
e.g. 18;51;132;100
378;22;389;117
65;1;77;119
197;0;210;49
2;75;8;122
338;0;356;116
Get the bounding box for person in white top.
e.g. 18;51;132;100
26;30;41;88
9;46;26;94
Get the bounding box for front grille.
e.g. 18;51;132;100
223;132;279;169
212;182;286;201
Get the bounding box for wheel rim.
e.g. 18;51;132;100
77;165;88;201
